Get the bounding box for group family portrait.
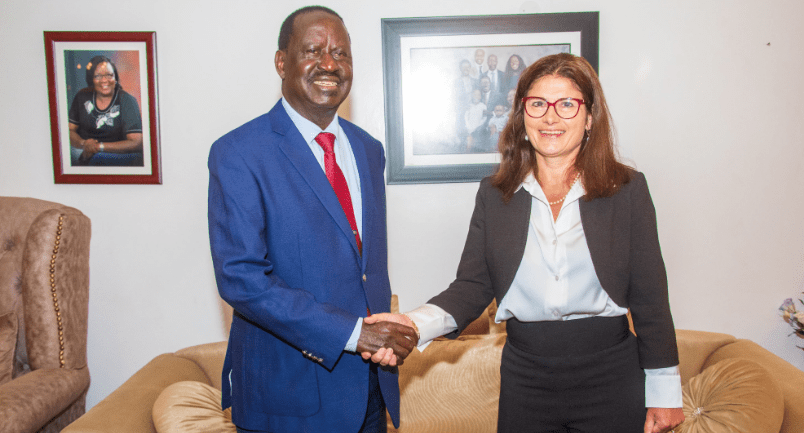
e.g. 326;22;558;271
408;43;569;155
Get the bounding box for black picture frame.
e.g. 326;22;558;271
381;12;599;184
44;31;161;184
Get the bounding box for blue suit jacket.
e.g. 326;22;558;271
208;100;398;431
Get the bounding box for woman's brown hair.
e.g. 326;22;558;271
492;53;632;202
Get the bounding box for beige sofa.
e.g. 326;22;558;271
64;303;804;433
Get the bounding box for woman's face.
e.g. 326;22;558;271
523;74;591;162
460;61;471;76
92;62;116;97
509;56;520;70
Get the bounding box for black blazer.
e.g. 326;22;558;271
429;171;679;369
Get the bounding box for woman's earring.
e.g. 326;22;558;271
524;134;529;142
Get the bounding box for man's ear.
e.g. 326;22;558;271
275;50;286;80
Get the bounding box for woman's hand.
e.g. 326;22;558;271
644;407;684;433
79;139;101;161
77;132;144;162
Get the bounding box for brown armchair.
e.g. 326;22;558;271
0;197;91;433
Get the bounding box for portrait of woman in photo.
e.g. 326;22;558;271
68;55;144;166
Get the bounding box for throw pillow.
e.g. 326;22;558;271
678;358;783;433
0;311;17;385
152;381;236;433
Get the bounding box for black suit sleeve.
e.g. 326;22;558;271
626;172;679;369
428;178;497;337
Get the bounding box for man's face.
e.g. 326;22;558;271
474;49;485;65
480;77;491;93
276;11;353;125
487;55;498;71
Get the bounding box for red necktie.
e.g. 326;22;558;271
315;132;362;254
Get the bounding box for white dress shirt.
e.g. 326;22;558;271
407;173;682;408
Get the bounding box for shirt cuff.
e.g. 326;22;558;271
644;366;683;408
404;304;458;351
344;317;363;352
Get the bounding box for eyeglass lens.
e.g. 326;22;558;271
93;73;114;81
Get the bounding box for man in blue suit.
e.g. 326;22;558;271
208;6;418;433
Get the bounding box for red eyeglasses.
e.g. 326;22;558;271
522;97;585;119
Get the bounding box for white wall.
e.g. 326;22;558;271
1;0;802;409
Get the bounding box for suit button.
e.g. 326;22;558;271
362;274;367;282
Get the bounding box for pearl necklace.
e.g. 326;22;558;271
548;173;581;206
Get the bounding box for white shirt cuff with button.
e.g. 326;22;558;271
404;304;458;351
645;366;683;408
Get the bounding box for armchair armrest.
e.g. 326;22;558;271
63;354;211;433
0;367;89;433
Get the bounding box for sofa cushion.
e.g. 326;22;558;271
152;381;236;433
390;333;505;433
679;358;783;433
0;311;17;385
703;339;804;433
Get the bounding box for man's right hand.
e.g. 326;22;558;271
356;321;418;367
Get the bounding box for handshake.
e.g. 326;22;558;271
356;313;418;366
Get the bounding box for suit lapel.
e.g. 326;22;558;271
579;196;613;291
270;103;361;260
497;187;531;299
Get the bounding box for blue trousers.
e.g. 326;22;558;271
236;363;386;433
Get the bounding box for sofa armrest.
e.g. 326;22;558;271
0;366;89;433
704;339;804;433
675;329;736;384
63;354;210;433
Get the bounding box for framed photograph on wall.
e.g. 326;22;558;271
381;12;598;184
44;31;161;184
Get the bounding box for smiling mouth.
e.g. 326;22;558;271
312;79;339;88
540;130;564;137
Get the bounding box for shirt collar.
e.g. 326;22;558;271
519;172;586;206
281;97;341;145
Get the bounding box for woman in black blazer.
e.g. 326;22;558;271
366;54;684;433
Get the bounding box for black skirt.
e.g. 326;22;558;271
498;316;645;433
